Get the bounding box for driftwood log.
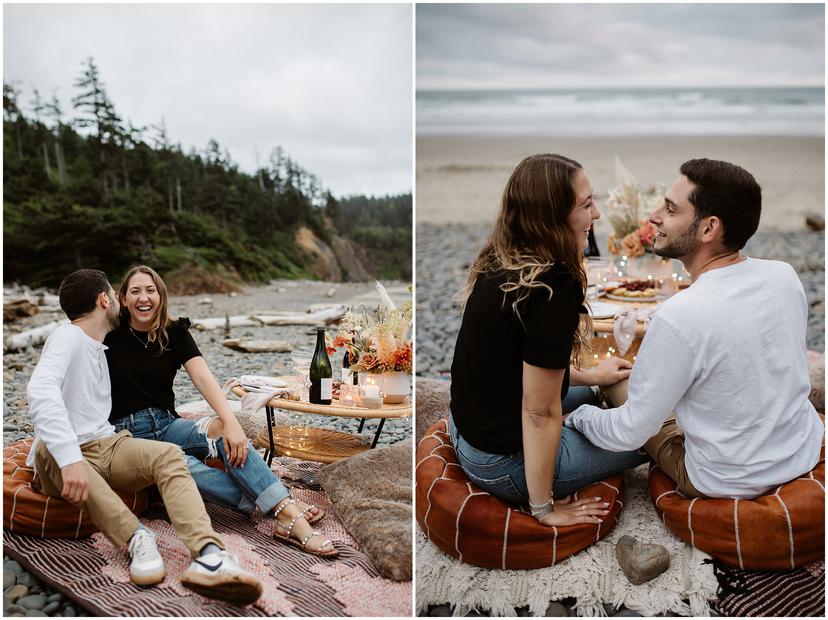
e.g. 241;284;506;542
223;338;294;353
4;299;39;323
4;319;70;352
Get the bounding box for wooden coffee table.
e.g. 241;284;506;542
231;384;411;464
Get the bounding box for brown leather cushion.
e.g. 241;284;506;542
4;438;148;538
649;426;825;570
415;419;625;569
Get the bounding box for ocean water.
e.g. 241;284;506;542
416;87;824;136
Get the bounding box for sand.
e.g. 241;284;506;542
416;135;825;233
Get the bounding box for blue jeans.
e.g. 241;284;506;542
561;385;602;412
448;414;647;505
113;408;290;515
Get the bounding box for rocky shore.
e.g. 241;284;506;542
3;278;412;616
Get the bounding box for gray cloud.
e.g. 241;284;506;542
417;4;824;89
4;4;412;196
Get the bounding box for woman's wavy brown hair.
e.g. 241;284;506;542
118;265;173;352
460;153;591;365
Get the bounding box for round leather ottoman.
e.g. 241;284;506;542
649;435;825;570
4;438;148;538
415;419;625;569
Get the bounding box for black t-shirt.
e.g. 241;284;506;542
104;318;202;421
450;264;586;455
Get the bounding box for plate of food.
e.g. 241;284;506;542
239;375;288;390
588;301;622;320
604;279;659;303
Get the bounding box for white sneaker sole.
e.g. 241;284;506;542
180;570;262;606
131;567;166;586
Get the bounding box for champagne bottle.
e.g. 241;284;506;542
309;327;333;405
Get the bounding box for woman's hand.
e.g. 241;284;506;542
222;418;249;468
535;495;610;527
589;357;632;386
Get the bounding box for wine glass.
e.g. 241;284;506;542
290;349;313;401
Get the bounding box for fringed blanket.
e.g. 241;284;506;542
416;464;718;617
3;458;411;617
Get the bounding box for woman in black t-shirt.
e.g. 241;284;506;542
105;265;336;557
449;154;647;527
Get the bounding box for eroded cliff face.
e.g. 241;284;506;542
331;236;377;281
294;226;376;282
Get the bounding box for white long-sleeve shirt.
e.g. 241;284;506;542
567;257;823;498
26;324;115;469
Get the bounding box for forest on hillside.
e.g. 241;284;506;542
3;58;411;289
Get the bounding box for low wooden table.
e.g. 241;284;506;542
231;384;411;464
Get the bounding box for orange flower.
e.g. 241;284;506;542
620;232;644;258
332;334;351;348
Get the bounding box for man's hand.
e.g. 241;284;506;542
60;462;90;505
222;418;249;468
589;357;633;386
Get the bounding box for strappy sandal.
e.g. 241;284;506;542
274;511;338;558
275;497;324;525
298;501;325;525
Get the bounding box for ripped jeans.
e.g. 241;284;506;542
112;407;290;516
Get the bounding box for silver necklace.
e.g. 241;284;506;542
129;327;150;349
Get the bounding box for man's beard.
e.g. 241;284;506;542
106;306;120;331
653;217;701;259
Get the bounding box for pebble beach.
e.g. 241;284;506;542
414;133;824;617
3;278;412;617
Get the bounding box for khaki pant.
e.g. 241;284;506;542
34;430;224;556
602;380;704;498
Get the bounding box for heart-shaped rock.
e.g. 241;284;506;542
615;535;670;585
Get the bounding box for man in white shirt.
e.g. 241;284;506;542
27;269;262;605
567;159;823;499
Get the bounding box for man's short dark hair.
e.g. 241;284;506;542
58;269;111;320
679;158;761;251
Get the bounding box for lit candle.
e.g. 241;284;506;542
363;385;380;399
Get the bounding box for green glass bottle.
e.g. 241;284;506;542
309;327;333;405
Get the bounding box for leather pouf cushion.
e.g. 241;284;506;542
415;419;625;569
649;431;825;570
4;438;148;538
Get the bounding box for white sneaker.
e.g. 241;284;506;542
127;528;166;585
181;549;262;606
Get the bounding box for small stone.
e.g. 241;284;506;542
805;213;825;231
544;602;569;616
198;297;213;305
41;601;60;615
4;562;23;576
45;594;63;604
17;595;46;610
429;604;452;616
3;424;17;432
4;570;17;587
16;574;36;588
4;585;28;601
613;610;642;617
6;604;27;615
615;535;670;585
24;610;48;617
61;606;76;617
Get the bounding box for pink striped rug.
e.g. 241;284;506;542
3;458;411;617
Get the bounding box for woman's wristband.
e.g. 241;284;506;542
529;492;555;517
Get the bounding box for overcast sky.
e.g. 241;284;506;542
417;4;824;90
4;4;412;197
